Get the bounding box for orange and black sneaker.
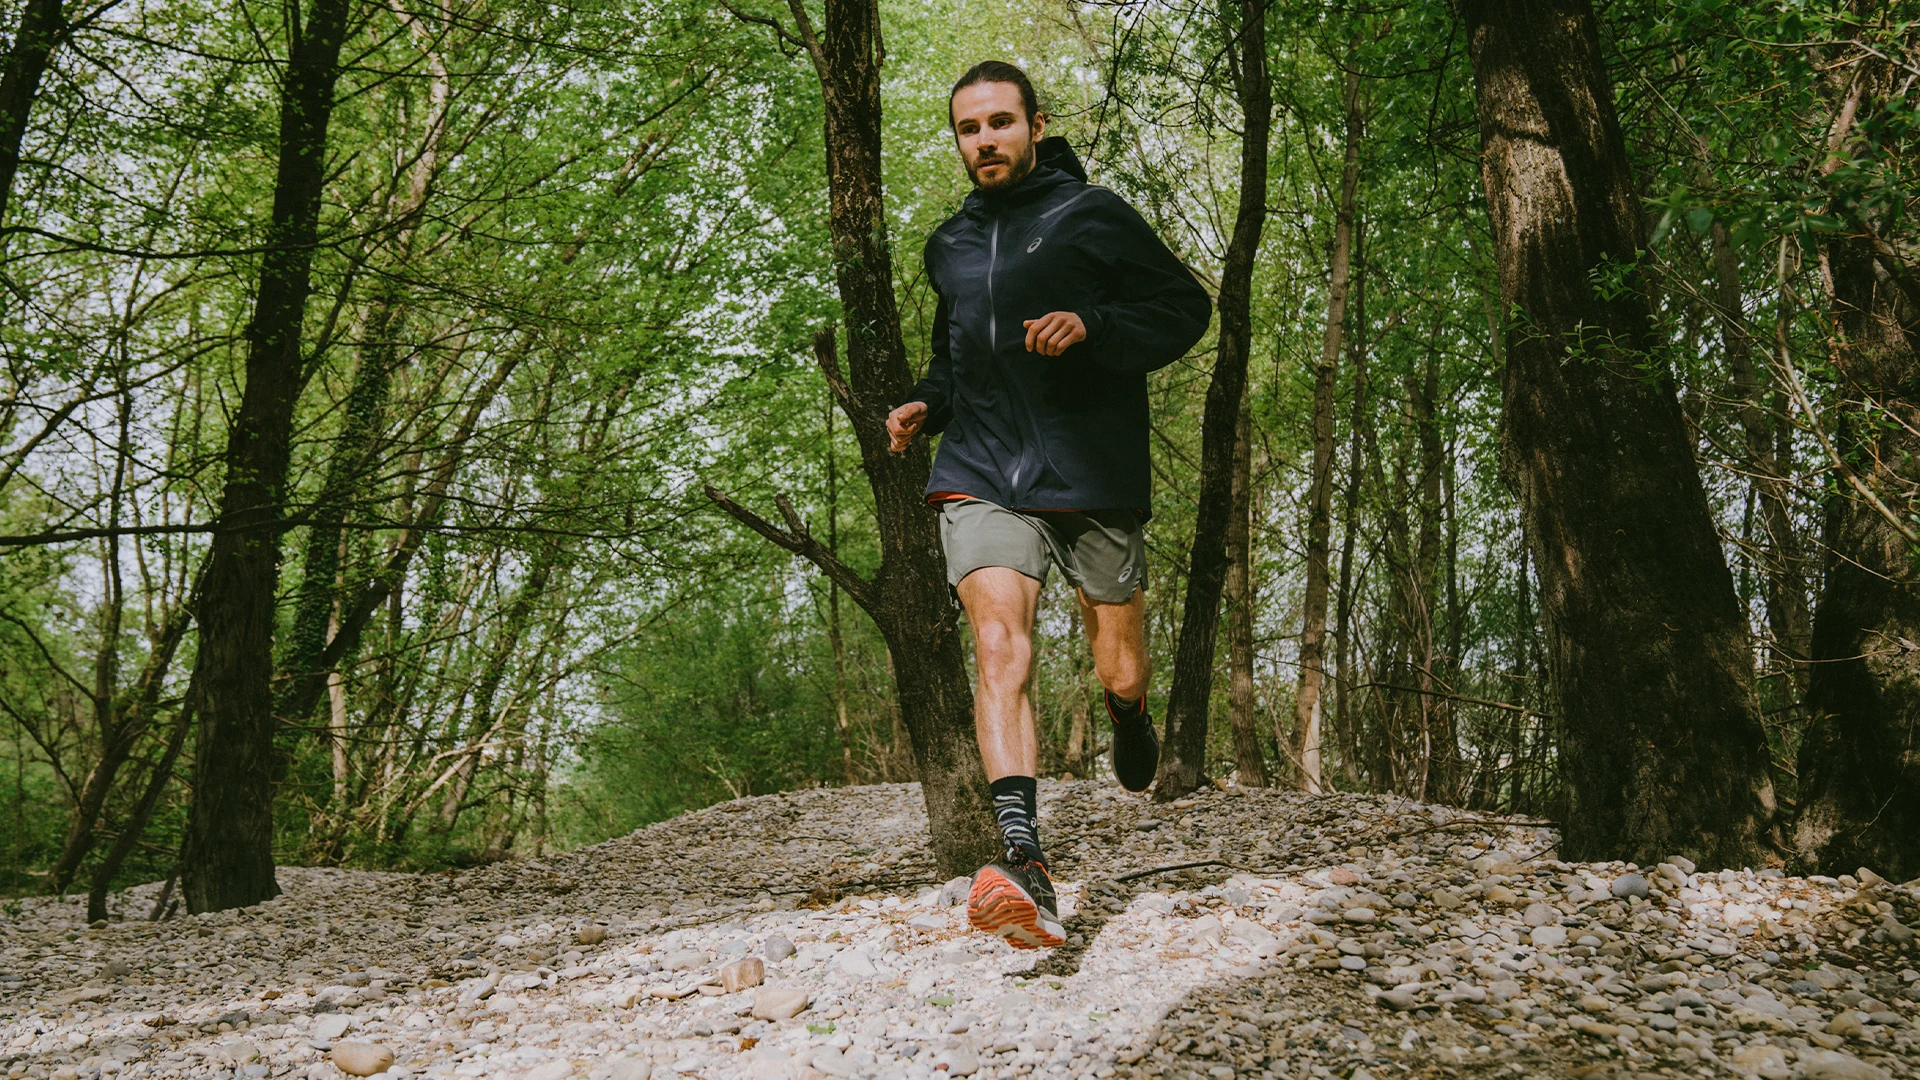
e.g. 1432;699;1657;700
967;855;1066;950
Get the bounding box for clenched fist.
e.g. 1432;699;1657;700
1022;311;1087;356
887;400;929;452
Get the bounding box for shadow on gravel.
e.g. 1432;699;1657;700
1110;962;1619;1080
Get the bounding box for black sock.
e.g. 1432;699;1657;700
1106;689;1148;725
989;775;1043;864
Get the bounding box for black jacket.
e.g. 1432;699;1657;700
907;138;1212;517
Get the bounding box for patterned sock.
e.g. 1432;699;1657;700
1106;690;1148;725
989;775;1043;865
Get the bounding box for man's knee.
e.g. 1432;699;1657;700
1097;654;1149;701
973;620;1033;683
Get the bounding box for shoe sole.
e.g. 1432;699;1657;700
967;866;1066;950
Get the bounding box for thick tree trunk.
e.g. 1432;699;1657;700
1459;0;1776;867
1155;0;1270;800
0;0;62;231
1792;98;1920;877
710;0;997;877
182;0;354;913
1292;65;1362;796
1224;401;1264;786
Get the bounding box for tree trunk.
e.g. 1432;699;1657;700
1224;401;1264;786
708;0;997;878
1458;0;1776;868
0;0;63;232
1155;0;1270;800
86;703;192;923
1791;68;1920;875
1332;222;1370;790
182;0;354;913
1291;63;1361;796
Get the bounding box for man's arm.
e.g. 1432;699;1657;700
892;288;955;451
1072;194;1213;374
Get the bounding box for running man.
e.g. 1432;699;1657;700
887;61;1212;950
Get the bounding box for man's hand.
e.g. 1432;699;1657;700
887;401;929;452
1022;311;1087;356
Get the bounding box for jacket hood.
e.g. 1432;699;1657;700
1036;136;1087;181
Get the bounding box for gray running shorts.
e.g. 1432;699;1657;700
937;498;1147;604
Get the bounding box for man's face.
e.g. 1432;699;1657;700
951;80;1046;192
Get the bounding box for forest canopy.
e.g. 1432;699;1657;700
1;0;1915;913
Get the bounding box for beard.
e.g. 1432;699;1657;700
968;138;1038;191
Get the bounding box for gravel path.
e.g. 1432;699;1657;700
3;781;1917;1080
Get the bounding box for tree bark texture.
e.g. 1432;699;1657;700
1291;62;1360;797
710;0;998;877
183;0;354;913
1459;0;1776;868
1224;400;1264;786
0;0;62;231
1155;0;1270;800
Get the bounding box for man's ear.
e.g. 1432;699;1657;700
1032;112;1047;140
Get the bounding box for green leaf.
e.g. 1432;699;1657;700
807;1022;836;1034
927;993;955;1007
1686;207;1715;236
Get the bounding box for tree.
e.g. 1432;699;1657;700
1154;0;1269;800
1288;60;1360;796
182;0;355;913
1791;33;1919;880
707;0;998;878
1457;0;1778;867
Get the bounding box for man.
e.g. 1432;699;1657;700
887;61;1212;950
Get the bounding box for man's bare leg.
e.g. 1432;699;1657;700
1081;586;1159;791
957;566;1042;781
1080;585;1149;700
956;566;1065;949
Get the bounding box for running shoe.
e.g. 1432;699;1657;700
967;857;1066;950
1108;692;1159;792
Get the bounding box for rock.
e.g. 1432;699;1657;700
1391;891;1417;909
1825;1011;1867;1038
1530;925;1568;948
1339;955;1367;971
1376;987;1420;1011
1342;907;1377;923
1882;916;1916;945
1430;889;1464;910
939;876;972;905
1667;854;1697;874
1484;884;1517;906
1804;1053;1892;1080
47;987;111;1006
311;1014;353;1041
1578;995;1611;1014
1611;873;1650;899
720;957;764;993
495;933;524;948
830;948;876;978
764;934;796;961
1522;902;1557;926
1729;1044;1787;1079
603;1057;652;1080
661;949;705;970
751;986;809;1020
1330;867;1360;886
330;1042;394;1076
576;924;608;945
101;960;134;978
908;913;946;930
931;1046;979;1076
525;1061;577;1080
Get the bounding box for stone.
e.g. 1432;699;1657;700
662;949;705;970
1825;1011;1867;1038
931;1046;979;1076
1522;902;1557;926
1881;916;1916;945
311;1014;354;1042
1339;955;1367;971
764;934;796;961
1377;988;1420;1011
720;957;764;993
603;1057;651;1080
1611;873;1650;899
1484;884;1517;906
752;986;809;1021
576;925;608;945
940;876;972;905
1530;925;1568;949
908;913;946;930
47;986;111;1006
1342;907;1377;923
830;948;876;978
1667;854;1697;874
330;1042;394;1077
1430;889;1464;910
1804;1054;1892;1080
525;1061;577;1080
1330;867;1360;886
1729;1044;1787;1080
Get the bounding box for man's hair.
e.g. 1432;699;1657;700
949;61;1040;127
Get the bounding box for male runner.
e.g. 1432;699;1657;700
886;61;1212;950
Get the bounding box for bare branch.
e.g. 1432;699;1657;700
704;484;878;613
